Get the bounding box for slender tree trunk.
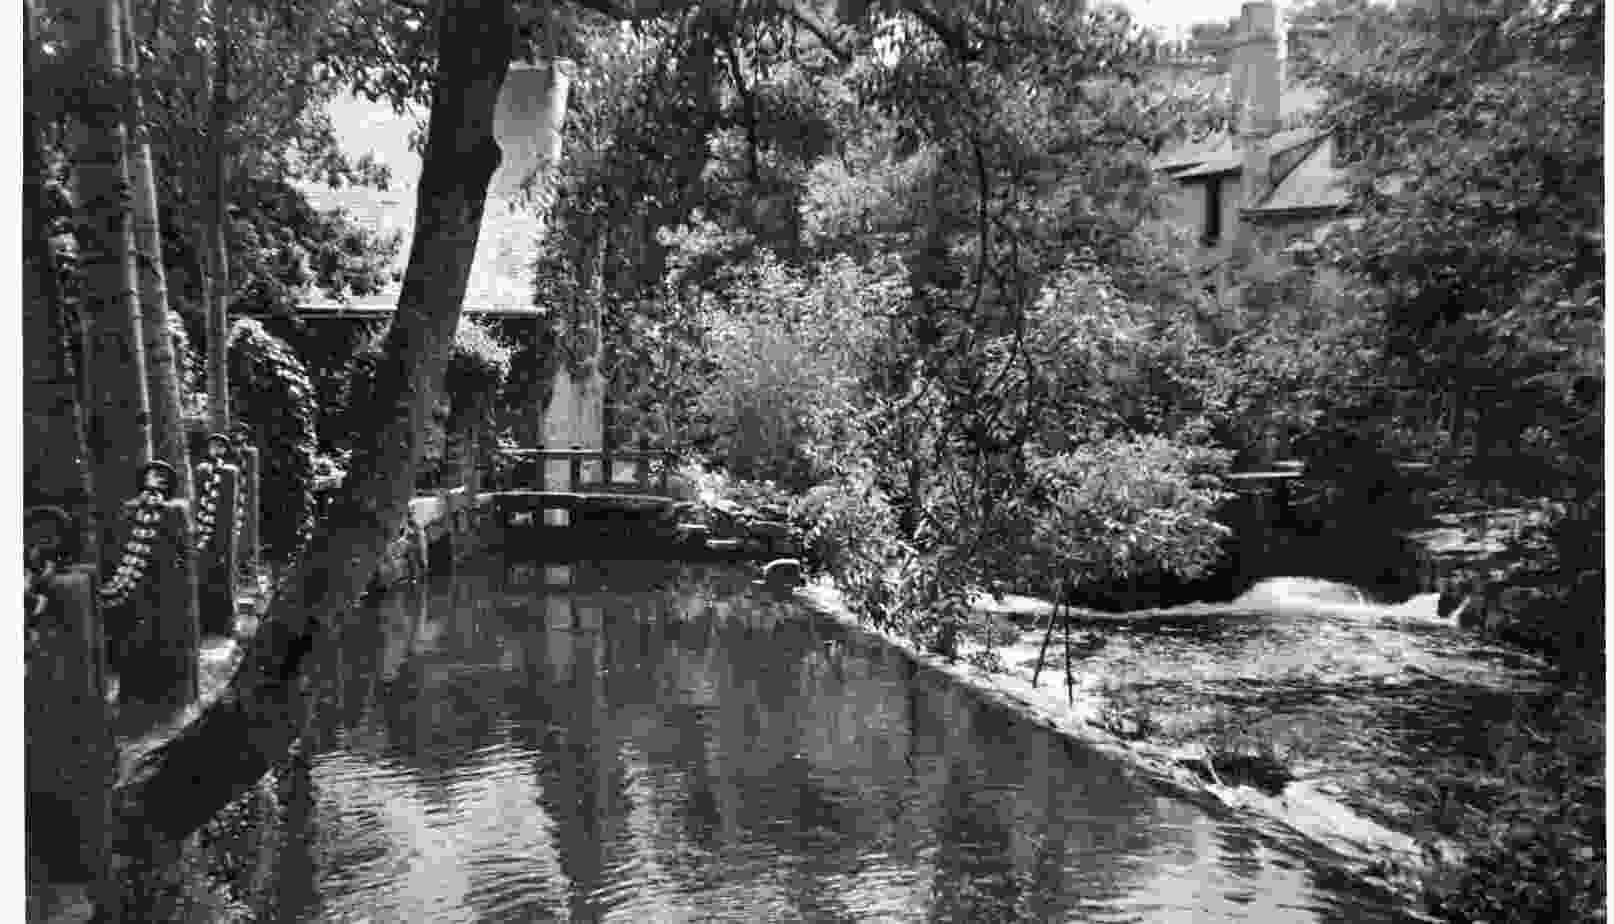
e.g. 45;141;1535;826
204;0;232;434
25;1;97;557
67;0;154;562
108;0;515;884
121;0;194;498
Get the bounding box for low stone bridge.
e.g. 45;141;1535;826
487;447;692;555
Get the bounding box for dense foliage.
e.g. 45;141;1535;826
690;252;902;488
1308;0;1604;664
1283;5;1607;914
161;177;403;327
528;1;1243;647
1318;0;1602;484
321;316;514;483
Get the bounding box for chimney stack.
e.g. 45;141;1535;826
1231;1;1281;141
488;59;573;207
1232;1;1281;235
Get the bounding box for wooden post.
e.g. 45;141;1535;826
25;565;112;894
236;445;261;576
600;447;613;490
636;451;651;491
464;419;484;494
569;444;583;493
116;499;200;706
195;462;240;637
658;452;672;496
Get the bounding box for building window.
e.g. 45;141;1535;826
1202;178;1222;246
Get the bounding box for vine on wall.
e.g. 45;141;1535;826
227;319;319;563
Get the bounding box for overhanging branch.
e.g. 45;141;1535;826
782;3;853;61
563;0;705;22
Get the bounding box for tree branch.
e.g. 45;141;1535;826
719;30;761;185
563;0;704;23
782;3;852;62
904;4;978;62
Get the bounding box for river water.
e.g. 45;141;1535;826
235;559;1421;923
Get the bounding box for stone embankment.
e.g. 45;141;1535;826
795;575;1559;919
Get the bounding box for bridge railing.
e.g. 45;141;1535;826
494;447;680;496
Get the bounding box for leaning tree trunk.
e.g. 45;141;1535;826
24;0;96;536
122;0;194;499
107;0;516;887
203;0;232;434
67;0;154;563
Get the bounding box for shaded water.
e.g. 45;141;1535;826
242;561;1421;923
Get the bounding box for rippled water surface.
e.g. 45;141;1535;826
251;560;1418;923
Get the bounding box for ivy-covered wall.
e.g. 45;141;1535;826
226;319;320;564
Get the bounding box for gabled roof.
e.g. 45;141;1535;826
1150;83;1326;172
1156;135;1236;174
1164;127;1326;181
1246;135;1350;217
1148;72;1355;218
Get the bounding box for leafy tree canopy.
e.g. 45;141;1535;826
1316;0;1602;492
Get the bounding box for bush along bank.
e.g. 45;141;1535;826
672;468;811;562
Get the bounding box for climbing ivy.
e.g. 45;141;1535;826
227;319;319;563
325;317;513;484
444;315;514;430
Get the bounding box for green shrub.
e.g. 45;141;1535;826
693;253;903;491
1019;435;1234;595
684;466;796;513
795;470;913;625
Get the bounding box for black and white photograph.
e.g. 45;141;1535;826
21;0;1603;919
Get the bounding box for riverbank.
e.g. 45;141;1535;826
796;576;1581;918
28;563;277;924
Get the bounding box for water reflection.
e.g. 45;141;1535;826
260;561;1420;923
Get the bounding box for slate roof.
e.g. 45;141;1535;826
1151;81;1347;217
1156;135;1236;175
1247;136;1350;216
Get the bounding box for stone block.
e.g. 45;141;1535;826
25;566;111;887
116;500;200;706
195;465;240;637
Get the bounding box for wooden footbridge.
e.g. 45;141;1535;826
488;447;693;553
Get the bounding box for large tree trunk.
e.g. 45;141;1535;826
107;0;515;881
67;0;154;562
25;0;95;526
203;0;232;433
122;0;194;499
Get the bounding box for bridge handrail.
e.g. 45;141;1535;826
493;446;680;495
497;448;678;461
